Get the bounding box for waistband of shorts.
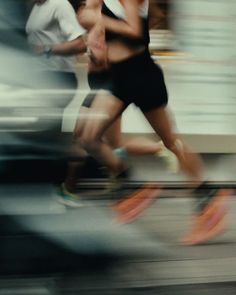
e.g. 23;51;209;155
110;49;151;68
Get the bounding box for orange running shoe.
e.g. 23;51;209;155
112;183;162;224
112;184;157;211
181;188;233;246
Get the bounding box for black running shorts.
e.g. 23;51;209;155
82;70;113;108
110;49;168;112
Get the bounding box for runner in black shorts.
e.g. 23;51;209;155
77;0;178;167
75;0;233;245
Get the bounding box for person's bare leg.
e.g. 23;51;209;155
103;113;178;173
74;91;127;175
143;105;204;184
143;105;233;245
103;116;122;148
64;161;85;192
64;101;122;194
122;136;163;155
63;140;88;192
104;118;164;155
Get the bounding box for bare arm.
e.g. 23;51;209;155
50;0;87;55
78;0;102;30
102;0;142;39
50;35;87;56
32;35;87;56
79;0;143;39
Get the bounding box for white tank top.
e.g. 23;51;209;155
103;0;149;19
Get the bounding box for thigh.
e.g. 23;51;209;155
143;105;176;146
82;70;113;108
74;90;126;141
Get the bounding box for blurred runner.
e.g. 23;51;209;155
77;0;178;179
26;0;87;203
75;0;233;245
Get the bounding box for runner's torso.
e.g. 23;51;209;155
102;0;150;62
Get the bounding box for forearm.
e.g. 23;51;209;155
51;36;87;56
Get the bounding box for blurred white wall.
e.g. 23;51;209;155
169;0;236;136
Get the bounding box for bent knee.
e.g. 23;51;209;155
78;132;100;151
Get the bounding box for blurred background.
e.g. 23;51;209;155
0;0;236;294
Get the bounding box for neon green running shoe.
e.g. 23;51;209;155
57;183;84;208
157;141;179;173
